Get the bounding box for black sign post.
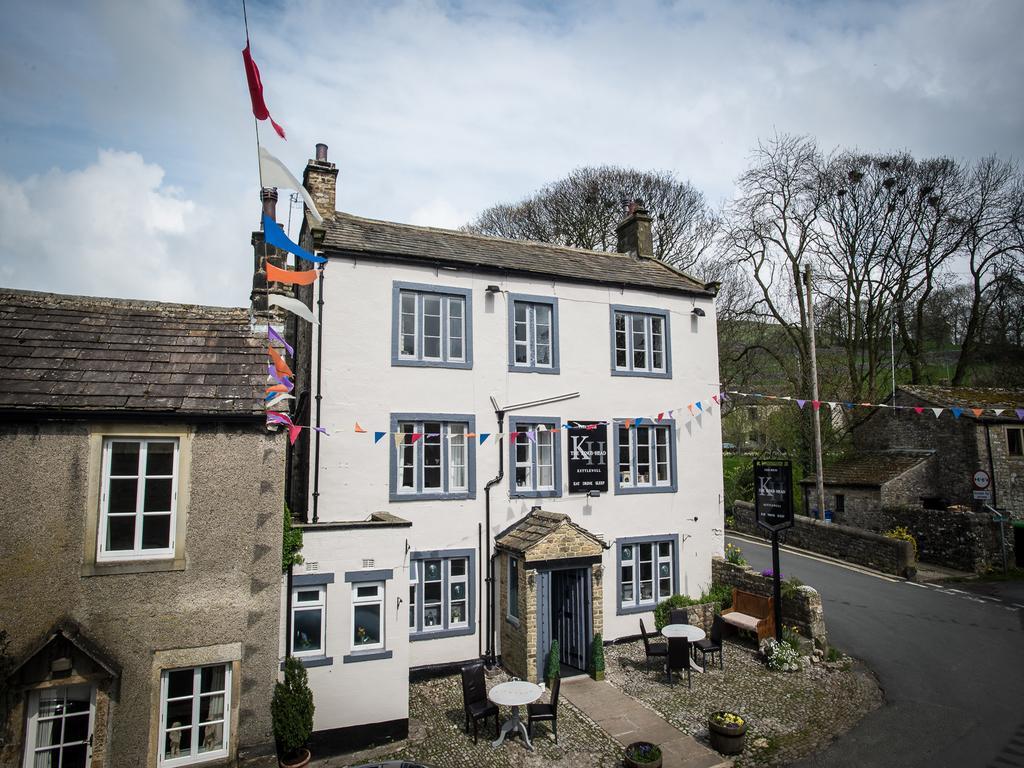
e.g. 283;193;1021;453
754;459;794;642
566;423;608;493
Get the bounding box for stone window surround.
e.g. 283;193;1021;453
608;304;673;379
343;569;395;664
612;418;678;495
507;416;563;499
82;424;193;577
388;412;477;502
507;293;561;374
408;549;476;641
147;643;241;768
390;280;474;369
615;534;680;616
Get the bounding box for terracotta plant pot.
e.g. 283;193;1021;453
623;740;662;768
279;748;311;768
708;713;746;755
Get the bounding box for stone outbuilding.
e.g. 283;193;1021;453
495;508;608;683
800;450;934;522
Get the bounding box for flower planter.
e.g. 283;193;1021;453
591;669;605;681
708;713;746;755
278;748;311;768
623;740;662;768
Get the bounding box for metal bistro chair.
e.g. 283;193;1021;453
666;636;692;688
669;608;689;626
640;618;667;672
694;615;724;670
460;662;499;744
528;674;560;743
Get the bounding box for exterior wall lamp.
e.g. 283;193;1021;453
691;307;706;317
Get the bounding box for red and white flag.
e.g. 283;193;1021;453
242;43;285;139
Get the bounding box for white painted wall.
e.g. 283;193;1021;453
308;256;725;661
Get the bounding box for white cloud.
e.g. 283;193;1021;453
0;149;253;307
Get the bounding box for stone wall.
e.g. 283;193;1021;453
732;501;915;577
712;558;827;645
498;551;532;682
983;422;1024;520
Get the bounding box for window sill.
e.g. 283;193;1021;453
410;626;474;641
390;492;475;502
610;368;671;379
510;489;561;499
508;364;560;375
392;358;473;370
81;557;185;577
615;485;677;496
342;649;393;664
283;656;333;669
617;603;658;616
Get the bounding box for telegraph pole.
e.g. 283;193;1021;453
804;265;826;520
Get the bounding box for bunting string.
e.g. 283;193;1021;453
723;390;1024;420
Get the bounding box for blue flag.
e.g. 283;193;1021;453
374;432;386;444
262;215;326;264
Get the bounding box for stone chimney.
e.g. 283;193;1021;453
616;201;654;259
250;187;291;320
303;142;338;222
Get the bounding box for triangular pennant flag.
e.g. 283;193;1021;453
374;432;385;444
828;402;838;410
812;400;821;411
266;261;319;286
993;409;1005;417
258;147;324;226
265;394;290;409
711;395;719;404
914;407;924;414
624;418;634;429
971;408;983;418
526;430;536;443
634;417;645;426
263;215;325;265
1016;408;1024;421
266;410;293;426
354;422;367;433
393;432;404;448
509;431;520;440
288;425;302;445
845;402;854;410
268;326;294;357
657;412;664;422
266;366;294;391
268;293;318;324
267;345;293;378
586;423;598;430
720;391;728;400
479;433;490;444
931;408;943;417
410;433;424;443
536;425;548;432
465;432;477;438
242;43;286;139
951;407;963;419
696;401;703;412
687;404;695;415
797;399;807;409
265;384;288;394
667;410;674;419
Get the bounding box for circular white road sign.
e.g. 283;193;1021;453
972;469;991;490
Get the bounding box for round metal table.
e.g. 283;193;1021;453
488;680;545;750
662;623;707;672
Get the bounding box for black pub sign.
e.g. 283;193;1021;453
754;459;794;531
567;422;608;493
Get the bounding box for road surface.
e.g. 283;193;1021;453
727;534;1024;768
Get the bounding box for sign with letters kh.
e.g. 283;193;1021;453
754;460;794;532
567;422;608;493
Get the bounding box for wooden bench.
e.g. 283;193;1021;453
721;588;775;642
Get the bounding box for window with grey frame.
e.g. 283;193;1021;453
619;540;673;608
512;300;554;370
512;423;559;496
396;421;468;495
613;310;667;374
617;423;672;489
397;289;466;364
409;556;470;636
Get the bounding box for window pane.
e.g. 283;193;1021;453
353;605;381;645
614;313;627;368
106;515;135;551
165;727;193;760
60;744;88;767
450;558;466;576
449;425;466;490
108;478;138;515
166;697;193;728
198;723;224;754
143;478;172;512
296;589;320;603
450;582;466;601
423;605;441;628
293;609;322;652
514;342;528;364
621;545;633;561
422;297;441;359
167;669;194;699
63;713;89;744
423;427;441;489
356;584;379;598
658;541;671;558
141;514;171;549
424;560;441;581
632;315;647;369
146;442;175;475
110;441;140;475
400;293;417;356
409;585;416;628
651;316;664;370
618;427;631;485
199;694;225;724
448;298;464;360
659;578;671;597
659;562;671;579
200;666;226;694
450;601;466;624
34;719;62;748
424;582;441;603
400;424;415;490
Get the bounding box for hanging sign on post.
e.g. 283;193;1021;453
753;459;793;643
567;422;608;493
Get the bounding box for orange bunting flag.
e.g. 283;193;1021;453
971;408;984;418
266;261;319;286
354;422;367;433
267;345;293;378
266;384;288;394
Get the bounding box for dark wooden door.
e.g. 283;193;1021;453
551;568;589;670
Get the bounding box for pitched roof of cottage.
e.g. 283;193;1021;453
322;212;713;297
494;508;607;556
899;385;1024;412
801;450;934;488
0;288;265;418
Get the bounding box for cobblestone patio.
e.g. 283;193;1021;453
603;639;883;767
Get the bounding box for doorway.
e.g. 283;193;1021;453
23;684;95;768
550;568;591;675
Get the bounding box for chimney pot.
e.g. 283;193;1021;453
616;200;654;259
261;187;279;222
315;143;328;162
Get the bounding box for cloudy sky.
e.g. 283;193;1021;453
1;0;1022;307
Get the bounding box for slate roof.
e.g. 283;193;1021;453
801;450;934;488
899;385;1024;411
322;212;712;297
494;508;606;554
0;288;265;418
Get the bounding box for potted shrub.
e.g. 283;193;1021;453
589;633;605;681
546;639;561;686
272;657;315;767
624;740;662;768
708;711;746;755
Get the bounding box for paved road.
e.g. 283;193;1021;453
727;535;1024;768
